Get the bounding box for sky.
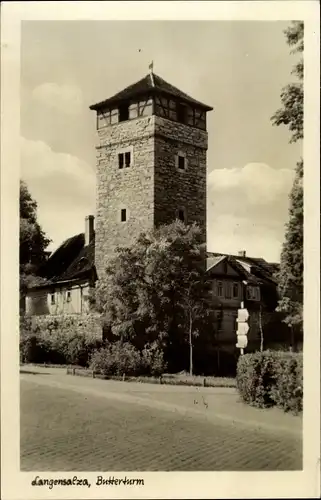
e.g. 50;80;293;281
20;20;302;262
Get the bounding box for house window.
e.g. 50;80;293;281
177;103;188;124
177;208;186;223
121;208;127;222
66;290;71;302
233;282;239;298
118;103;129;122
246;286;260;301
217;281;223;297
225;282;232;299
50;293;55;305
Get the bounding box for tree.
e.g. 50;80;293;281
20;180;51;297
93;220;215;373
271;22;303;342
271;21;303;143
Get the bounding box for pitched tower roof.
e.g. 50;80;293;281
90;72;213;111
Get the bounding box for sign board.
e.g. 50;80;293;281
236;334;248;349
237;308;249;323
237;322;249;336
236;306;249;353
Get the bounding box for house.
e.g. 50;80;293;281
25;216;96;316
206;250;290;354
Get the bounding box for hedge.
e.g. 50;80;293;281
89;341;167;377
236;350;303;414
20;315;103;367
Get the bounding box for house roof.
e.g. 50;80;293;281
206;251;279;286
30;233;95;289
89;72;213;112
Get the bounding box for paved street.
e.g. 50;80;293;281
20;367;302;471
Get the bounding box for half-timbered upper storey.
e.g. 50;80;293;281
89;71;213;131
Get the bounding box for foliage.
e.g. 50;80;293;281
93;221;215;373
90;342;143;377
276;158;303;336
271;22;304;337
271;21;303;143
236;351;303;414
20;180;51;297
141;342;167;376
20;315;103;366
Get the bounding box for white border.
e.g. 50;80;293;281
1;2;320;499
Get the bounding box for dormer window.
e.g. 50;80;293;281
119;103;129;122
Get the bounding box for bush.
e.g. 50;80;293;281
20;314;103;366
90;341;167;377
236;350;303;414
141;343;167;376
90;342;142;376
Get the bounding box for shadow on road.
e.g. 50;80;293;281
20;370;50;376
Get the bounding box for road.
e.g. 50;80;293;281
20;367;302;471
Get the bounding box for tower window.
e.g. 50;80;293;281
50;293;55;305
118;153;124;169
121;209;127;222
178;155;186;171
177;207;187;223
177;103;188;124
66;290;71;302
119;103;129;122
125;151;131;168
117;147;133;169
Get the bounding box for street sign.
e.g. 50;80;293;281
236;306;250;353
237;308;249;323
236;334;248;349
237;322;249;336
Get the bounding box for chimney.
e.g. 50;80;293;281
238;250;246;258
85;215;94;246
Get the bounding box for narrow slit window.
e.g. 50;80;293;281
121;209;127;222
66;290;71;302
178;155;186;171
118;153;124;169
50;293;55;305
125;151;131;168
177;208;187;223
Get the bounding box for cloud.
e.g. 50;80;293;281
207;163;295;262
21;137;95;250
208;163;294;205
31;83;84;115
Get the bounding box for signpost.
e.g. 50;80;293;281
236;302;249;355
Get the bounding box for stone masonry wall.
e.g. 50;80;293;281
154;116;208;246
95;114;209;278
95;116;156;278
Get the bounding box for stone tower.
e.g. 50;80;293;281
90;71;213;278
